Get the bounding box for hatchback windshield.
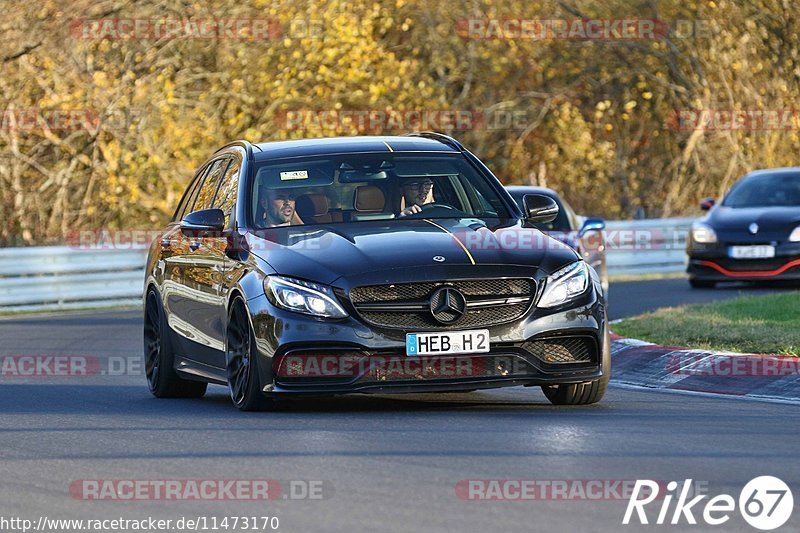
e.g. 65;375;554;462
250;154;512;228
723;172;800;208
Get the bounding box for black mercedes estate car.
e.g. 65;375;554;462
144;133;610;410
687;168;800;288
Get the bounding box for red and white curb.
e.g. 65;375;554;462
610;335;800;404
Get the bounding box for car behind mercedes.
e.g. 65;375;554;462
687;168;800;287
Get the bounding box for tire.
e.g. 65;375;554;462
689;278;717;289
541;330;610;406
226;297;271;411
144;290;208;399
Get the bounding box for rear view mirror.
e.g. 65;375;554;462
523;194;559;223
181;208;225;237
579;218;606;237
700;197;716;211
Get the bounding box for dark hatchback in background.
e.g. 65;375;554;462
687;168;800;288
506;186;608;293
144;133;610;410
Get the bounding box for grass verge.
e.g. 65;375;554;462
613;291;800;356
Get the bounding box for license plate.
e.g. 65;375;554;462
728;245;775;259
406;329;490;356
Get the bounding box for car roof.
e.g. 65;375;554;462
743;167;800;179
251;136;459;161
505;185;560;200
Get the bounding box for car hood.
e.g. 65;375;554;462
706;206;800;240
247;218;579;285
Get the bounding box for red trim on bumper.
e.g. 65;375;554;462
698;258;800;277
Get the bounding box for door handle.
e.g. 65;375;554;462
161;238;172;248
189;240;201;251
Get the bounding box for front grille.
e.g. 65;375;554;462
521;336;595;364
349;279;534;303
349;278;535;330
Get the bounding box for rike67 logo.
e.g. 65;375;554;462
623;477;793;530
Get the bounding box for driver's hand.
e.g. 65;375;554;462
399;204;422;217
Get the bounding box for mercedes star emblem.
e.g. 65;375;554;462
429;287;466;324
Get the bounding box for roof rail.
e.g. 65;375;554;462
214;140;259;160
405;131;465;151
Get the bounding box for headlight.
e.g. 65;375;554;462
790;226;800;242
538;261;590;308
264;276;348;318
691;223;717;244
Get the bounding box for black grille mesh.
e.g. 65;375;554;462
350;279;533;303
360;303;531;330
349;279;535;330
521;337;594;364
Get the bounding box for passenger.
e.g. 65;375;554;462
399;179;435;216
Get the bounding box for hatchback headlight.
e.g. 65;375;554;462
264;276;348;318
790;226;800;242
691;223;718;244
538;261;590;308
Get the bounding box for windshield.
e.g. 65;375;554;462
250;153;512;228
723;173;800;208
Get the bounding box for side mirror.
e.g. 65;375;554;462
181;208;225;237
523;194;559;223
700;197;716;211
579;218;606;237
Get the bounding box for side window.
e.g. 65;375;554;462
173;163;210;221
213;156;241;226
193;158;227;212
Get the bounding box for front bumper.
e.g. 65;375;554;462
687;241;800;281
246;284;607;396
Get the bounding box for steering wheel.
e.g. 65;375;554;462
420;202;457;212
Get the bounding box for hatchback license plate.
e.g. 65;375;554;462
729;245;775;259
406;329;490;356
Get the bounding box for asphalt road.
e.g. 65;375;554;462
607;277;792;320
1;280;798;532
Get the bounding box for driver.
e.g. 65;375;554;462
399;179;435;216
259;190;303;227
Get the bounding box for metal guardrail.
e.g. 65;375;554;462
0;218;695;312
0;246;147;313
604;217;694;276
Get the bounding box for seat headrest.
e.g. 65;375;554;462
354;186;386;212
295;193;329;218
